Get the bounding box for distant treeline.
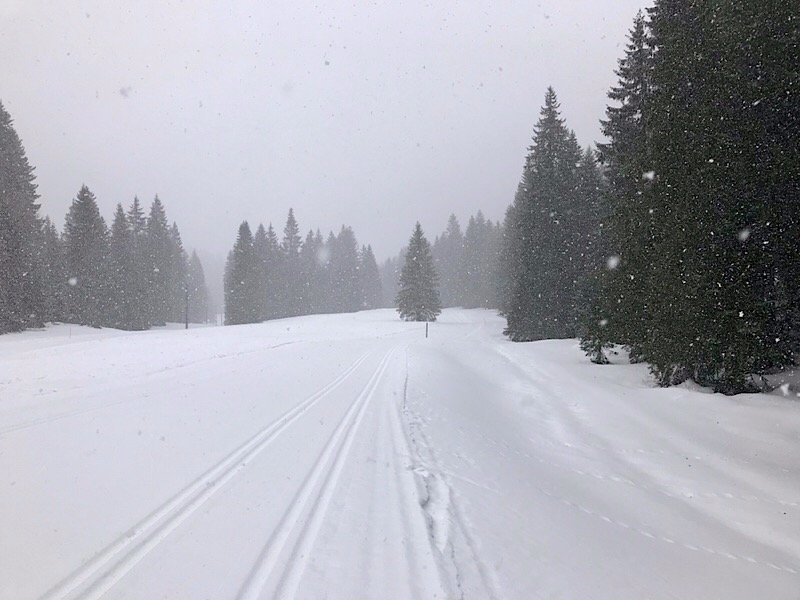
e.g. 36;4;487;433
223;211;382;325
0;101;211;334
380;211;502;312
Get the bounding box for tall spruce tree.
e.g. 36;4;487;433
224;221;261;325
641;1;730;386
125;197;151;330
145;196;173;326
574;146;611;363
503;88;587;341
63;185;109;327
637;0;797;392
751;3;800;353
575;148;605;277
0;100;44;333
396;223;441;322
711;1;800;372
585;11;656;362
107;204;141;329
281;208;303;316
127;196;147;235
582;3;799;392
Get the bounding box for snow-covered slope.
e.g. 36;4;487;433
1;310;797;599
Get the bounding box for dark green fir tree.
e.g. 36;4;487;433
224;221;261;325
396;223;441;322
63;185;109;327
502;88;586;341
0;100;44;333
145;196;173;326
107;203;142;329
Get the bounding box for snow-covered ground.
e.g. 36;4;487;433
1;309;798;599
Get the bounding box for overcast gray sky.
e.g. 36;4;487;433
2;0;649;267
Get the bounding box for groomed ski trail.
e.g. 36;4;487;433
42;351;372;600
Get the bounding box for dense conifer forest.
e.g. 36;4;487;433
222;213;383;325
494;5;799;394
0;101;210;332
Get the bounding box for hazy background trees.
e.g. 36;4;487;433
222;210;383;325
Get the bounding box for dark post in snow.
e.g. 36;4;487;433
184;284;189;330
426;322;429;338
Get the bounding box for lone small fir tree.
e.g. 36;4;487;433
396;223;441;322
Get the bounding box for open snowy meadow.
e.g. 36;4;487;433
1;309;798;599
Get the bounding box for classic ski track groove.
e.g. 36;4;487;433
275;348;397;599
40;350;372;600
237;347;396;600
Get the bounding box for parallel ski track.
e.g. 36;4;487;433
238;347;397;600
40;350;372;600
